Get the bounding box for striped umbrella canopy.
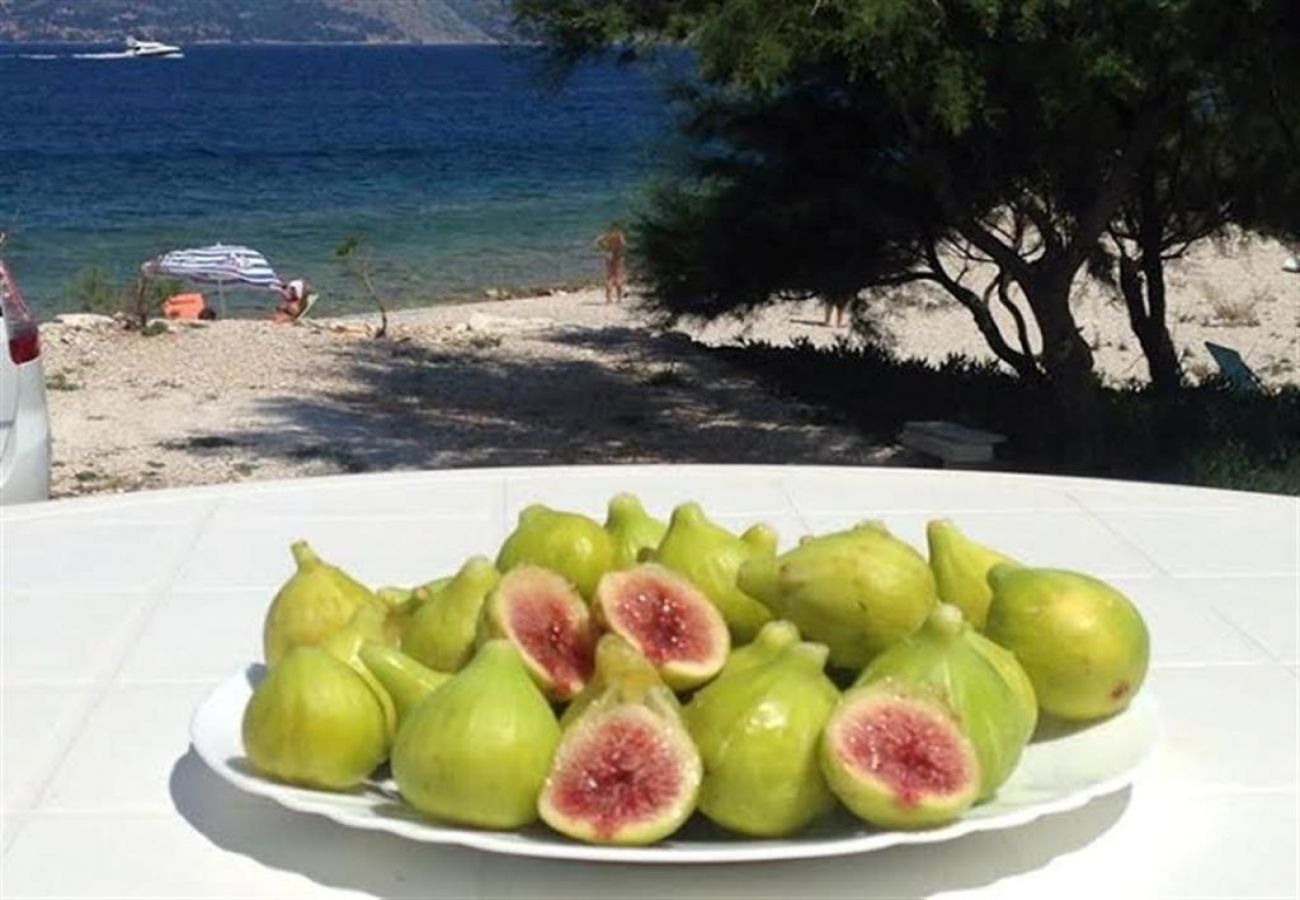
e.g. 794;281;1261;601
145;244;282;291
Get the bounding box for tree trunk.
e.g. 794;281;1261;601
1022;270;1102;454
1119;255;1182;395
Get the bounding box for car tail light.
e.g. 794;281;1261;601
0;260;41;364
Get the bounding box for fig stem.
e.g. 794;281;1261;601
755;620;801;650
930;603;965;637
290;540;321;569
785;641;831;671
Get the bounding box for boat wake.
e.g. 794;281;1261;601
72;51;184;60
3;47;185;61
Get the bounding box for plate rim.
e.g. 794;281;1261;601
190;668;1160;864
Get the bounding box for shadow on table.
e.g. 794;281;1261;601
171;748;1131;898
169;749;484;898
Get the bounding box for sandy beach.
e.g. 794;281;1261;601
40;237;1299;498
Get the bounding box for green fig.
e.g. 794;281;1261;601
968;629;1038;735
401;556;500;672
262;541;378;666
604;493;668;570
374;587;417;642
737;522;938;670
319;603;400;744
242;646;388;790
538;636;702;845
651;503;775;643
820;680;980;829
926;520;1018;630
855;604;1034;800
358;640;451;726
496;504;617;598
374;576;455;644
985;566;1150;722
684;633;840;836
392;640;560;830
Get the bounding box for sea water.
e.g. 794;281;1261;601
0;44;674;316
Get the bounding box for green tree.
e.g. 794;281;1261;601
516;0;1300;426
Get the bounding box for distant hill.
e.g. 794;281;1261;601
0;0;516;44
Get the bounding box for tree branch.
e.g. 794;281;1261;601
995;273;1035;361
924;243;1043;381
1060;100;1167;276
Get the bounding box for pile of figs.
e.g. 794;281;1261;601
241;496;1150;845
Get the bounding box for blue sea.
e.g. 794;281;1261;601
0;44;676;316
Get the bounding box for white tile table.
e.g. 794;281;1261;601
2;465;1296;898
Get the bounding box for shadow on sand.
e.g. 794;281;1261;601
178;325;894;475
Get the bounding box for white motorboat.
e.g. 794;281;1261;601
124;37;184;59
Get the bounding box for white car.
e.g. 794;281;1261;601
0;252;52;504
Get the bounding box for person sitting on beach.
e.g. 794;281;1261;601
596;225;627;304
273;277;316;324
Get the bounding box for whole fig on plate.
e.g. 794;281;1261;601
496;504;616;598
985;565;1149;722
593;563;730;691
479;565;597;701
604;493;667;570
401;556;500;672
358;640;451;727
856;604;1034;799
651;502;775;643
242;646;388;790
926;520;1018;630
392;640;560;829
820;680;980;829
684;629;840;836
738;522;937;670
262;541;377;665
538;635;702;845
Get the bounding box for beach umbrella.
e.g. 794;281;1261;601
143;244;283;315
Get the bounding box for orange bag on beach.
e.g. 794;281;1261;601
162;293;207;320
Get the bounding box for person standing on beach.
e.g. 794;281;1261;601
596;225;627;304
822;293;853;328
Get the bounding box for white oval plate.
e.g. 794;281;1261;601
191;665;1159;864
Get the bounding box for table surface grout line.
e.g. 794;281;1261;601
1;496;224;854
1074;501;1175;578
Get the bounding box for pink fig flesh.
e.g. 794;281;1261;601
594;564;729;691
540;706;699;844
821;686;980;829
487;567;595;701
838;704;971;808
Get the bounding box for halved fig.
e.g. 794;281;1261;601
593;563;730;691
820;682;980;830
480;566;596;701
539;636;702;845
